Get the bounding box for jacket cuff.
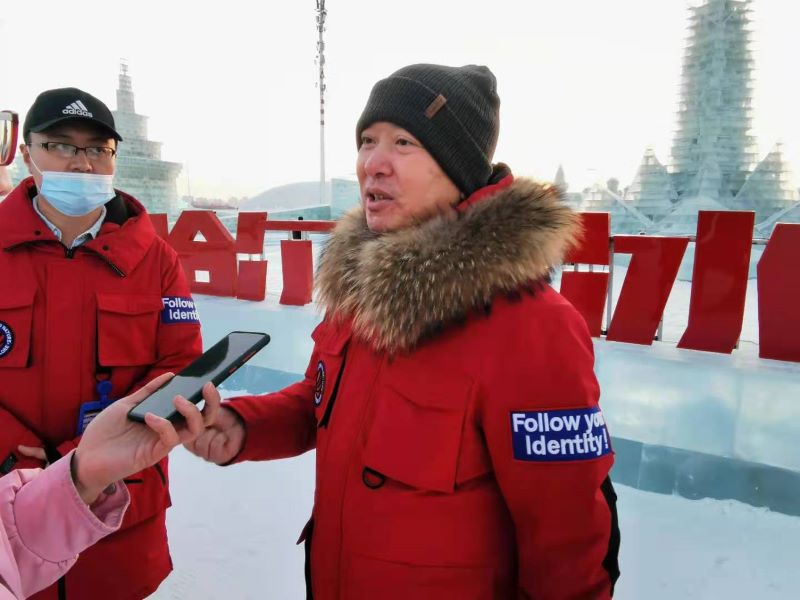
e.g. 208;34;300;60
223;395;315;463
13;451;130;562
219;401;251;465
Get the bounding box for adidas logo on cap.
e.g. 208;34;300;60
62;100;93;118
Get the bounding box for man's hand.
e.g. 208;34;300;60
72;373;222;504
17;445;47;462
183;405;246;466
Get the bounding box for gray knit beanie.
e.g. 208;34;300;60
356;64;501;197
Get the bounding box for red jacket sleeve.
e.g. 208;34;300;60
481;304;618;599
224;344;320;463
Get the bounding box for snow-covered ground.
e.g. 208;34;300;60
150;445;800;599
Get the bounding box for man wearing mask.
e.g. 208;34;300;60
0;88;202;600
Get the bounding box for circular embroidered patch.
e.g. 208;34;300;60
314;360;326;406
0;322;14;358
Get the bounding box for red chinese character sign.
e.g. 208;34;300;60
677;211;754;354
559;213;610;337
279;240;314;305
757;223;800;362
150;213;169;240
165;211;238;297
154;211;334;303
151;210;800;364
235;212;269;302
606;236;688;345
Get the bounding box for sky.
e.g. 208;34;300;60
1;0;797;200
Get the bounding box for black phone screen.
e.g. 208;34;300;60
128;331;269;422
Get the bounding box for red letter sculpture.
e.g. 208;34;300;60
559;212;610;337
678;211;754;354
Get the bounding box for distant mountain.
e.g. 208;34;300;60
240;181;331;212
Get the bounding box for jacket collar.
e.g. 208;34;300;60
316;175;581;353
0;177;157;277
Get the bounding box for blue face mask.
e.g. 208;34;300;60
39;171;115;217
29;156;115;217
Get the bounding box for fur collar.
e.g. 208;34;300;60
316;178;581;353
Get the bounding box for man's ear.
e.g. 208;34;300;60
19;144;33;174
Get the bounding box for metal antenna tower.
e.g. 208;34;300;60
316;1;327;204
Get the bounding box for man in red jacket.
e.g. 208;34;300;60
187;64;620;599
0;87;202;600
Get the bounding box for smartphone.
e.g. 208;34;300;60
127;331;270;423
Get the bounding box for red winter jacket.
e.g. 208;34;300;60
0;178;203;600
227;176;620;599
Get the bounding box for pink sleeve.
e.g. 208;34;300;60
0;452;129;599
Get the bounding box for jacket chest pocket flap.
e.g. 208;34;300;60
363;369;474;494
97;293;163;366
0;289;35;368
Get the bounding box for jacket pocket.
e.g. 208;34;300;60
362;369;473;494
0;289;35;369
97;293;163;366
120;457;172;529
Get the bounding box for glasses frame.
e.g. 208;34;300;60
33;141;117;162
1;110;19;167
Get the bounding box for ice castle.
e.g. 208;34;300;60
574;0;798;235
111;62;182;217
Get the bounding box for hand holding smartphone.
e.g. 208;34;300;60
128;331;270;423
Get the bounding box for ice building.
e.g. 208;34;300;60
624;148;677;222
112;62;182;216
581;181;653;234
728;143;798;222
626;0;797;235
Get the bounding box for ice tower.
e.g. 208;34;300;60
670;0;756;201
626;0;797;234
112;61;182;217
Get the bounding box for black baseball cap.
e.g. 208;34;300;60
23;87;123;142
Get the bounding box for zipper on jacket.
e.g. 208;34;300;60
92;250;125;277
154;462;167;485
62;244;126;277
318;350;348;429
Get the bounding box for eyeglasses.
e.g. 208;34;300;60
34;141;116;162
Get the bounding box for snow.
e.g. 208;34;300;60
616;484;800;599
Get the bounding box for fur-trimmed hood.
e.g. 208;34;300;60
316;178;581;353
